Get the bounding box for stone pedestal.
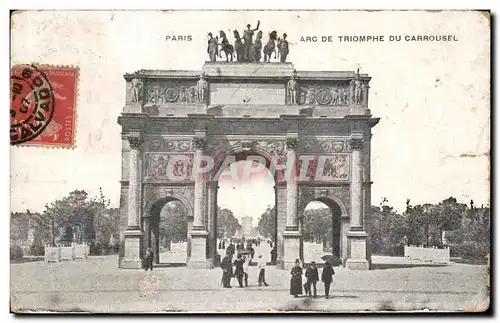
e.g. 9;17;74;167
122;229;143;269
187;231;212;269
282;230;301;270
346;230;369;270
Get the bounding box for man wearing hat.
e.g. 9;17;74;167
321;260;335;299
220;250;233;288
305;261;319;298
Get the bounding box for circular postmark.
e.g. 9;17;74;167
10;65;55;145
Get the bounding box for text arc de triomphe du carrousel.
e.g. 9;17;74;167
118;21;379;270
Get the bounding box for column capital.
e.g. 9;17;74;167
350;138;363;150
128;135;143;149
192;137;207;150
286;134;299;149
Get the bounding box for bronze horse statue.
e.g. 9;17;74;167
263;30;278;62
219;30;234;62
233;30;245;62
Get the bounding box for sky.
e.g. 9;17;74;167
10;10;490;220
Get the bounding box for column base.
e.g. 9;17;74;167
346;229;370;270
187;230;211;269
282;230;301;270
346;258;369;270
121;228;143;269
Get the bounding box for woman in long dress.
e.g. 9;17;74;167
290;259;303;298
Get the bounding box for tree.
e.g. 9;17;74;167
217;207;241;239
435;197;466;246
371;205;406;256
257;205;276;241
160;201;188;244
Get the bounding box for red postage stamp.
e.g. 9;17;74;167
10;64;78;148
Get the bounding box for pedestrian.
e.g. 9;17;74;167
257;255;269;286
220;251;233;288
242;254;250;287
248;244;255;260
321;260;335;299
144;247;154;271
226;241;235;257
290;259;303;298
233;254;245;288
305;261;319;298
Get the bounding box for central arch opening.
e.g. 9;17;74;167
301;197;343;266
214;150;277;265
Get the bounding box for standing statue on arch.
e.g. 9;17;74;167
233;30;245;62
195;73;208;103
252;30;263;62
277;33;289;62
242;20;260;61
287;70;299;105
207;33;219;62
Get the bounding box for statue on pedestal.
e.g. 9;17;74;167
243;20;260;61
277;33;289;62
253;30;263;62
287;70;299;105
195;73;208;103
207;33;219;62
351;69;363;105
233;30;245;62
129;78;143;103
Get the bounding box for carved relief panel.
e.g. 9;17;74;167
298;153;350;182
145;80;199;104
144;152;194;181
295;81;351;106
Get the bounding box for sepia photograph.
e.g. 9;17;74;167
9;9;490;313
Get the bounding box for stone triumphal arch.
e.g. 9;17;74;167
118;62;379;270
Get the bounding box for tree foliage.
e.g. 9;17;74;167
159;201;188;244
371;197;489;260
217;207;241;239
257;205;276;240
10;188;120;253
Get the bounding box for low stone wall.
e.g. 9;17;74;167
44;246;61;262
44;244;90;262
61;246;75;260
74;244;90;259
404;245;450;264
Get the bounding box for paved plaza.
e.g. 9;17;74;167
10;254;489;313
